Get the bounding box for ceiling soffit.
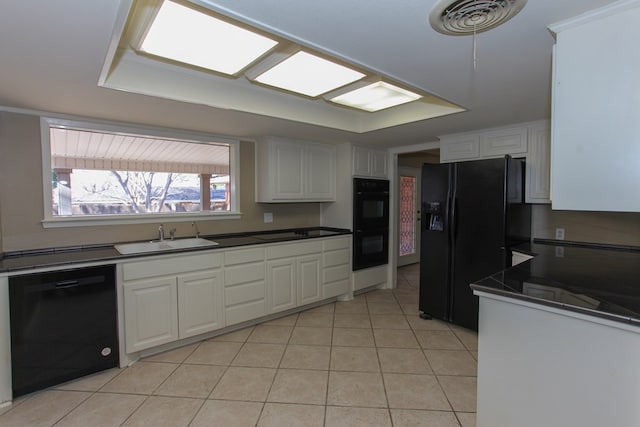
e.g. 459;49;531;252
98;0;466;134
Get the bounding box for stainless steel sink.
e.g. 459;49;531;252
115;238;219;255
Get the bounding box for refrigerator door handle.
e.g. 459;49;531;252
451;197;458;240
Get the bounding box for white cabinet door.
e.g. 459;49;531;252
352;145;372;176
440;135;481;163
550;5;640;211
526;123;551;203
306;143;336;200
177;270;223;339
271;140;305;200
124;277;178;353
297;254;322;306
267;258;296;314
352;146;388;178
481;127;528;157
257;137;337;202
370;149;388;178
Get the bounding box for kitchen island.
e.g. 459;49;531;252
472;241;640;427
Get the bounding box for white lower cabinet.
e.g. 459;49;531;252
124;276;179;353
122;252;223;353
267;258;297;313
121;235;352;355
177;270;223;339
322;237;351;298
297;255;322;306
266;240;323;314
224;247;266;326
354;264;388;291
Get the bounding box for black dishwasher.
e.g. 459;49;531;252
9;264;119;397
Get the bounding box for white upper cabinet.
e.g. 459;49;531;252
439;120;551;203
353;145;388;178
306;143;336;200
481;126;528;158
440;125;527;163
526;122;551;203
256;137;336;202
549;1;640;212
440;134;480;162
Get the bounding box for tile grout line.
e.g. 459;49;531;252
4;265;477;426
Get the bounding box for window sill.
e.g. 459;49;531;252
41;211;242;228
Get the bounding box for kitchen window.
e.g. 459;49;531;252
41;117;240;227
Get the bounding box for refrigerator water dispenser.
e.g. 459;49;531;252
424;202;444;231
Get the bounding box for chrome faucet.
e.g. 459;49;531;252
158;224;165;241
192;221;200;238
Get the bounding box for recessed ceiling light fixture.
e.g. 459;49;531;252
253;51;366;97
139;0;278;75
329;82;422;112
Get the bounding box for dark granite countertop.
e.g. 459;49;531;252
471;240;640;327
0;227;351;274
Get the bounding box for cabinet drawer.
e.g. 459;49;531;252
323;236;350;251
323;264;350;284
225;262;265;286
266;240;322;259
323;279;350;299
225;281;265;306
323;248;349;268
122;252;222;281
224;247;264;265
226;300;266;326
354;265;387;291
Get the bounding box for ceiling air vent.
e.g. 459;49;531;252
429;0;527;35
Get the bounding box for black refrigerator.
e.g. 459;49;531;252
419;156;531;330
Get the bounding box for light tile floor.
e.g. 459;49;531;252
0;263;478;427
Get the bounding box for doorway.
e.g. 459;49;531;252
397;167;421;266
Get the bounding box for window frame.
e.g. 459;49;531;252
40;116;241;228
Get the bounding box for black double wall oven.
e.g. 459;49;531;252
353;178;390;271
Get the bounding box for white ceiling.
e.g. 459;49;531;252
0;0;618;147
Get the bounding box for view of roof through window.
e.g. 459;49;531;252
48;127;231;216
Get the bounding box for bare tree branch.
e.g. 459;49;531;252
156;173;173;212
111;171;141;213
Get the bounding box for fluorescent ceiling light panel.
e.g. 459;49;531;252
139;0;278;75
254;51;365;97
330;82;422;112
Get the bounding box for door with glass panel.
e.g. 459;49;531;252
397;167;421;266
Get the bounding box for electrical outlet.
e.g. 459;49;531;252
555;247;565;258
555;228;565;240
263;212;273;223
